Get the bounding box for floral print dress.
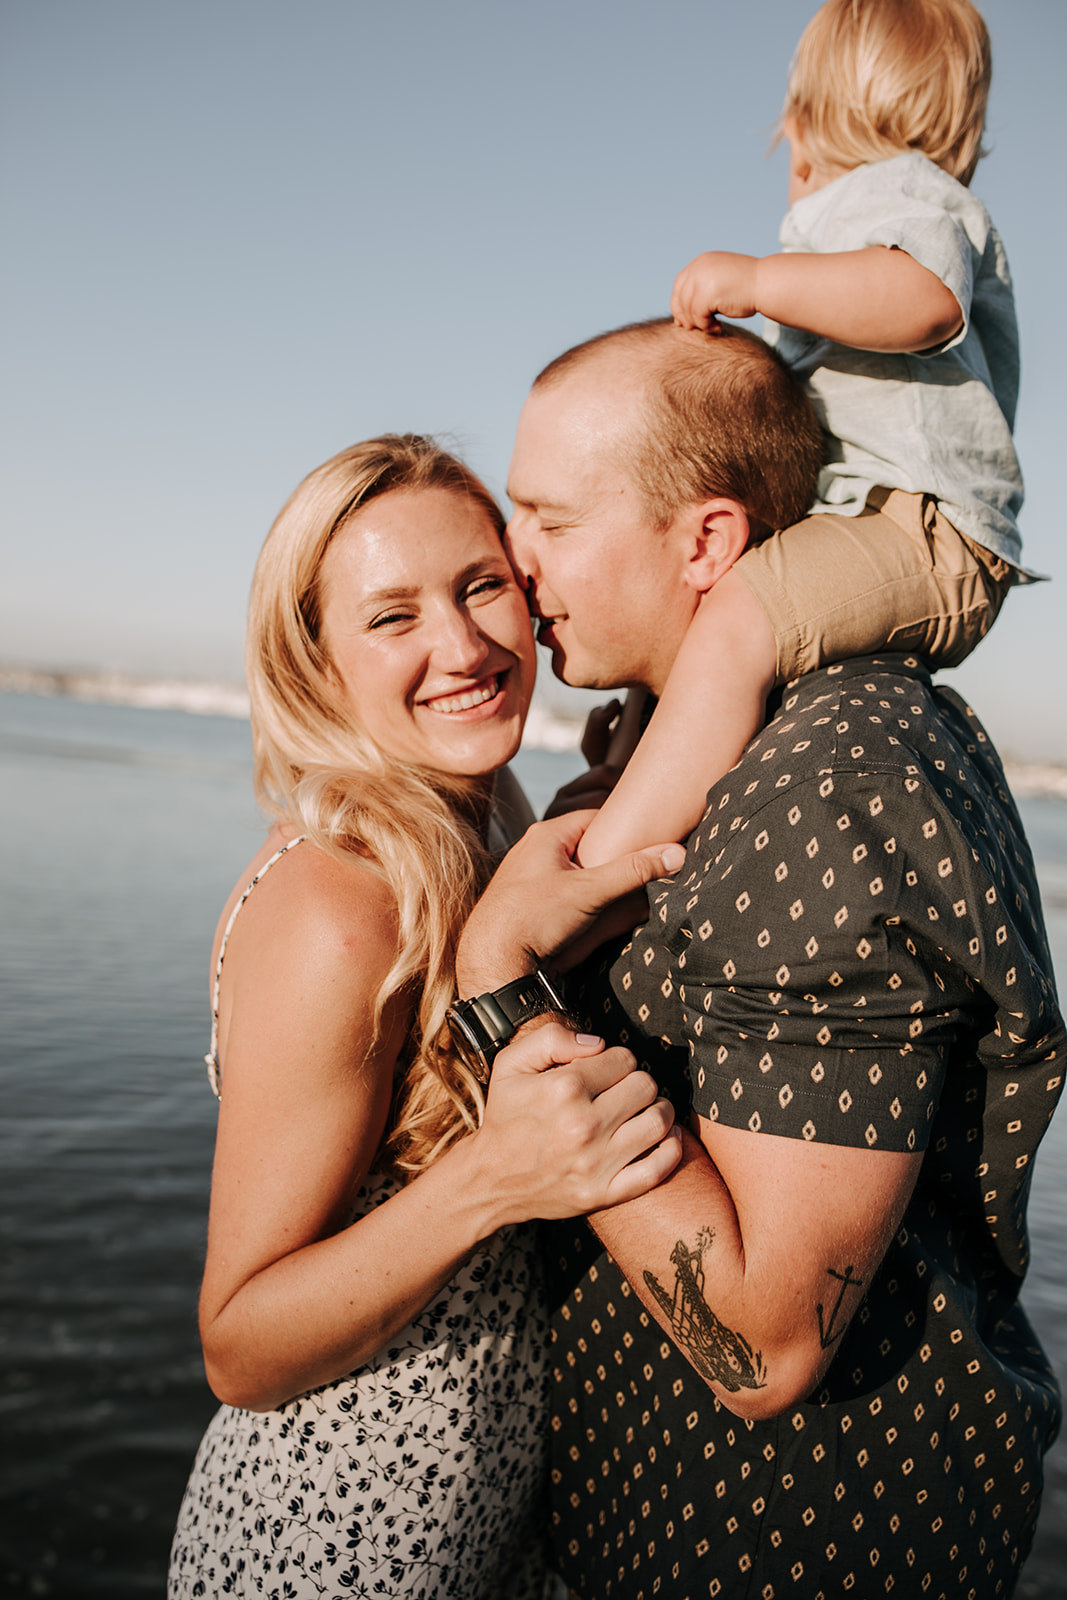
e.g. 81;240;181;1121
168;1170;550;1599
168;834;550;1599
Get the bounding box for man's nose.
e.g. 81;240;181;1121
504;511;537;588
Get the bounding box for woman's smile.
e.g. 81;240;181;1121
419;671;507;716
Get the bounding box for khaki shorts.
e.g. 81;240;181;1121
735;488;1016;686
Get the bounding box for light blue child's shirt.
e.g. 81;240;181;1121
764;151;1028;573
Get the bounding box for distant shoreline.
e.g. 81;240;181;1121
0;665;587;755
3;664;1066;797
0;665;253;719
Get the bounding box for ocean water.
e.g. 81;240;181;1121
0;690;1063;1598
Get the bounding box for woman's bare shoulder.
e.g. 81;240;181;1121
212;826;400;1009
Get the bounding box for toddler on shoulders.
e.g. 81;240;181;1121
579;0;1030;868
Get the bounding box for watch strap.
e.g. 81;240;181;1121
474;970;566;1036
448;969;566;1081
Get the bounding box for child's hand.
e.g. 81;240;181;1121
671;251;759;329
542;693;651;820
579;698;623;769
543;765;619;820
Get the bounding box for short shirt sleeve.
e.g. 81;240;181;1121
615;769;985;1154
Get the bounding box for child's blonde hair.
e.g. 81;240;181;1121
783;0;991;186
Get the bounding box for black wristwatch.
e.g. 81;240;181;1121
447;970;567;1083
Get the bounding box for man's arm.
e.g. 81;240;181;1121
454;812;686;995
455;812;920;1415
588;1115;920;1418
457;780;957;1417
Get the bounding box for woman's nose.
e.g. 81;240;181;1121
436;606;491;674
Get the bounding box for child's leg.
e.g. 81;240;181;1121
575;571;776;867
739;489;1011;679
575;492;1011;870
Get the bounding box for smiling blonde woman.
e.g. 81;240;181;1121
167;434;682;1600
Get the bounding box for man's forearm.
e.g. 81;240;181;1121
586;1119;920;1418
587;1128;788;1417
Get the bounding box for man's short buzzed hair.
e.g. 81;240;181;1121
534;318;825;533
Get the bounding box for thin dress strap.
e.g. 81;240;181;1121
205;835;308;1098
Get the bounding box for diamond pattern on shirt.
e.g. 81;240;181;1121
548;657;1064;1599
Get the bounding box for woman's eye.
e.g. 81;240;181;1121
368;609;414;630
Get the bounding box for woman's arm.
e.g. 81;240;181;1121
198;838;680;1411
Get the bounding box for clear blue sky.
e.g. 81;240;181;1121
2;0;1062;759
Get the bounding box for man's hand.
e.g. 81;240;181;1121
455;813;686;996
672;251;759;329
579;697;623;768
539;698;625;817
543;691;652;820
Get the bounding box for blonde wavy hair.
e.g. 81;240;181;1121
782;0;992;186
246;434;509;1176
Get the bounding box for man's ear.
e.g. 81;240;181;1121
683;499;752;595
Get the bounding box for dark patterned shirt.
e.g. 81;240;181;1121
547;656;1064;1599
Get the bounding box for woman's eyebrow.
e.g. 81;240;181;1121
361;583;419;605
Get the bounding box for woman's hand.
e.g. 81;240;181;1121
455;812;686;994
474;1023;681;1222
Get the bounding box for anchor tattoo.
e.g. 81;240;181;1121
816;1265;865;1350
643;1226;766;1392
